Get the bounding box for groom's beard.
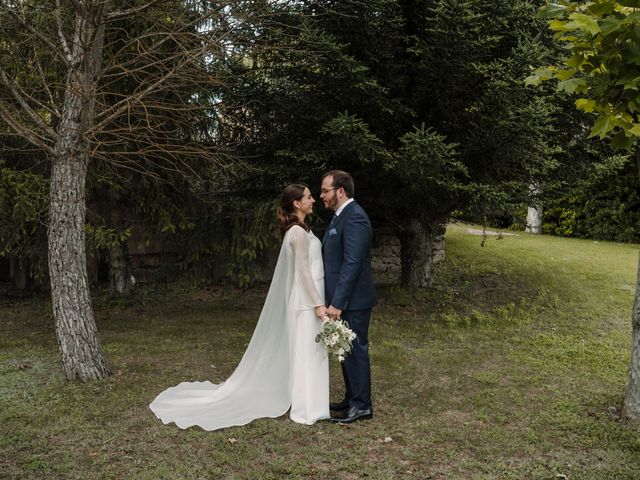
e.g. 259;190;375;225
327;194;338;212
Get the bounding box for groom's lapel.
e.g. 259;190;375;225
323;214;338;246
322;220;331;245
322;202;356;246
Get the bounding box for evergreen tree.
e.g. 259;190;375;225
227;0;563;286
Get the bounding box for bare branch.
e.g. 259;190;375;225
0;102;54;155
55;0;72;62
90;65;178;133
2;6;70;66
97;15;214;82
0;67;58;140
98;33;176;83
32;45;62;119
67;0;81;13
106;0;164;21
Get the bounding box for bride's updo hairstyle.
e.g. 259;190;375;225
277;183;311;235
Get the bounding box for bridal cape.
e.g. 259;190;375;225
149;226;328;430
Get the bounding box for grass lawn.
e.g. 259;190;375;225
1;223;639;479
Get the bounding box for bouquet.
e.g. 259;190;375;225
315;317;357;362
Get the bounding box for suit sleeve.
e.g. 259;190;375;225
289;226;323;309
330;211;370;310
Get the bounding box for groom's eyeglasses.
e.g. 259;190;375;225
320;188;337;194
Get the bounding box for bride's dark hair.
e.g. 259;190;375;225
277;183;311;235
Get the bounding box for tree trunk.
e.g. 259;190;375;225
525;205;543;234
9;256;30;290
49;151;110;380
622;252;640;421
399;218;435;287
525;184;543;234
621;149;640;420
48;4;110;381
109;242;134;295
108;210;135;295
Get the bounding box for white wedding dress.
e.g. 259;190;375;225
149;225;329;430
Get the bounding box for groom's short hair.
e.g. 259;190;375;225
323;170;354;198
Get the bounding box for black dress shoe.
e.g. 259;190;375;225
330;400;350;411
331;406;373;424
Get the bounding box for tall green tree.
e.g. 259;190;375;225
228;0;561;286
527;0;640;421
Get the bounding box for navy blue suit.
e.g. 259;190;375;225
322;200;376;410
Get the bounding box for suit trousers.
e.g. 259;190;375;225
340;308;372;410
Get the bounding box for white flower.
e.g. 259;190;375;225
314;317;357;363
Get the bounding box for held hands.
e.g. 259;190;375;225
315;305;328;320
316;305;342;321
326;305;342;320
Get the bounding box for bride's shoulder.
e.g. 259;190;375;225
285;224;305;239
286;225;316;245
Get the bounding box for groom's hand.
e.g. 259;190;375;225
327;305;342;320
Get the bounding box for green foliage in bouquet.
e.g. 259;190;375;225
315;318;357;363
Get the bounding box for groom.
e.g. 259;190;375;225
320;170;377;423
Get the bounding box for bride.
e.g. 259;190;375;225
149;184;330;430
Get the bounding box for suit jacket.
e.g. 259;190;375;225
322;201;377;311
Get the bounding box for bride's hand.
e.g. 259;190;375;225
315;305;327;320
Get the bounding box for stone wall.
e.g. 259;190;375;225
371;228;446;282
1;224;448;291
432;228;446;264
371;233;401;281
